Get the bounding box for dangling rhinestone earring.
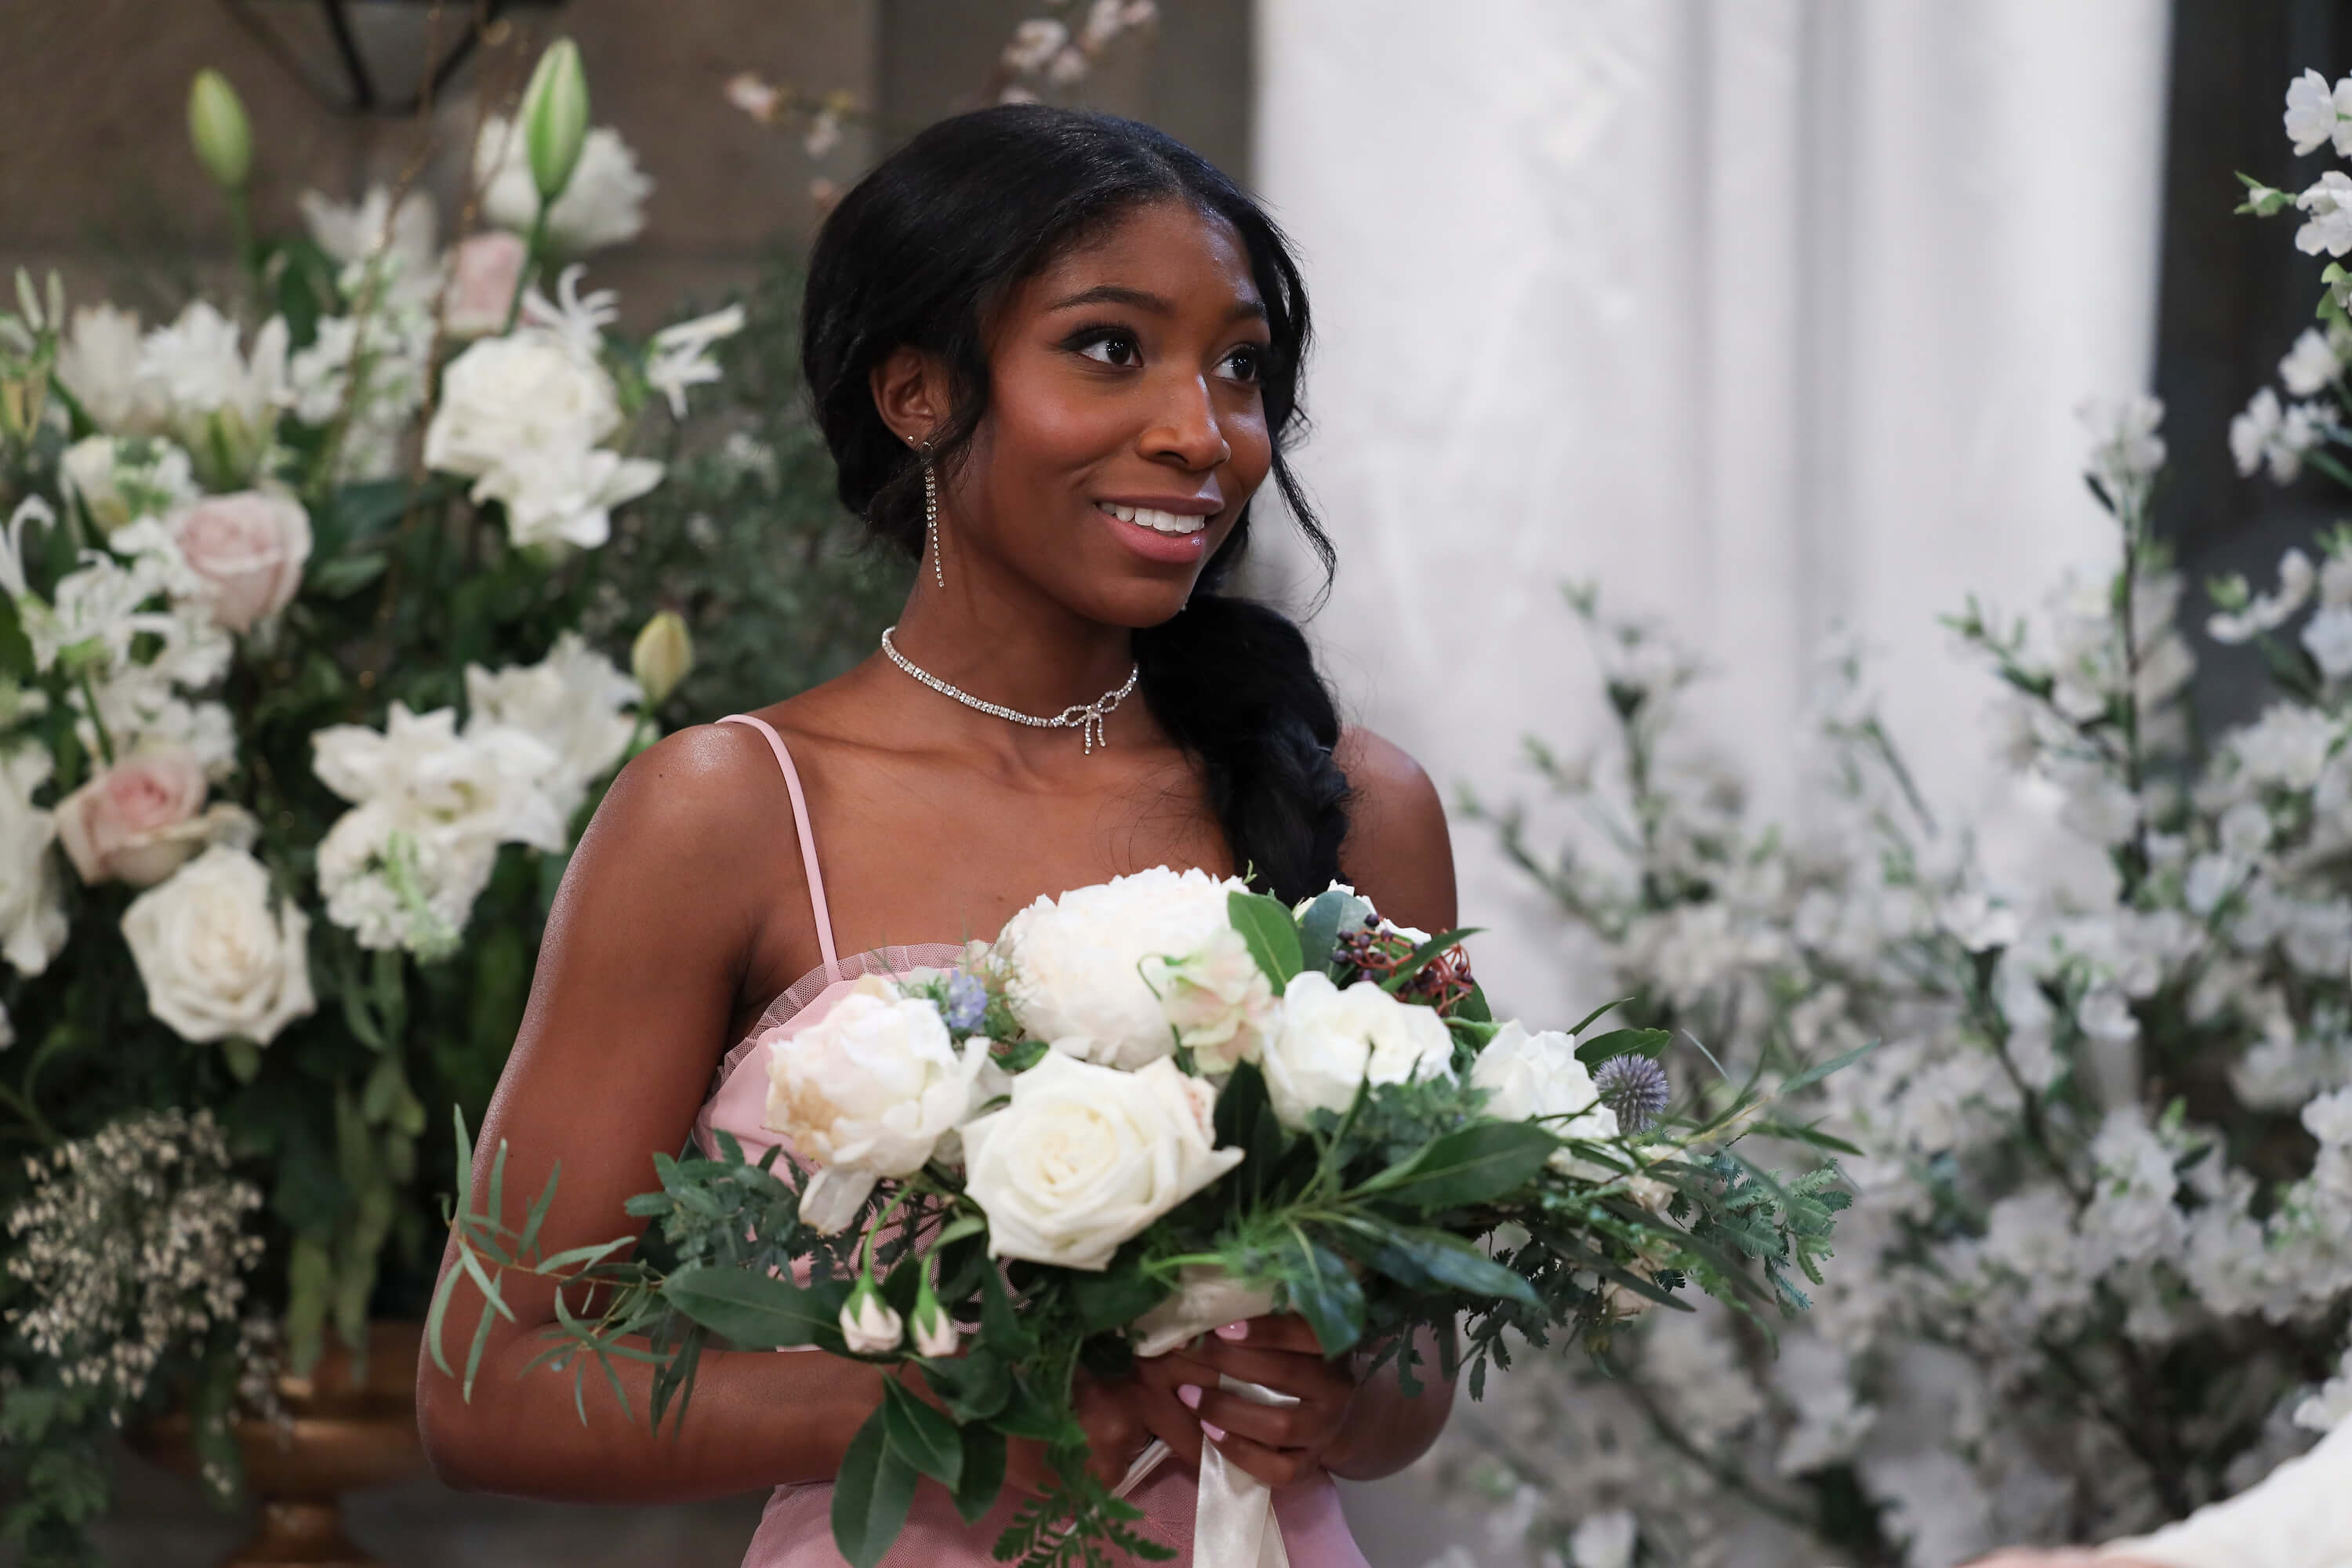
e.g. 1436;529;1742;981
917;439;944;590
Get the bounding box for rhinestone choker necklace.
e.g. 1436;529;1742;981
879;626;1140;754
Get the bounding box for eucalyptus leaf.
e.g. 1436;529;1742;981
663;1265;848;1351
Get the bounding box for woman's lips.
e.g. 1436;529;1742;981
1094;501;1211;564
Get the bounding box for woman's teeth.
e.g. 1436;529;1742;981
1098;502;1207;535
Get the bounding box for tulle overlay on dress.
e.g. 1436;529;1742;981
698;714;1370;1568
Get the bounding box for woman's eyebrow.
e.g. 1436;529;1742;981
1045;283;1268;322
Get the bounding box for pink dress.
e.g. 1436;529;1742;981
699;715;1370;1568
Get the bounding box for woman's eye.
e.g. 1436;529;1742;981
1221;345;1265;383
1076;331;1142;368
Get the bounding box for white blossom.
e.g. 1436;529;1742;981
2230;387;2327;482
2298;169;2352;257
643;303;745;419
2281;325;2347;395
475;115;652;254
2285;68;2352;157
463;631;639;829
2208;548;2314;642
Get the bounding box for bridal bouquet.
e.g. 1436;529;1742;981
435;867;1853;1568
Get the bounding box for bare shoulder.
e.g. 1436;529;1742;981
1334;726;1457;934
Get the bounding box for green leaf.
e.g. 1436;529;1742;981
664;1265;847;1350
1453;983;1492;1024
1575;1027;1670;1067
1355;1120;1557;1210
920;1347;1010;1423
1228;889;1304;990
1281;1232;1365;1356
831;1407;918;1568
1297;887;1371;972
1333;1220;1539;1307
991;1374;1065;1441
1071;1247;1170;1334
1564;996;1635;1037
976;1259;1037;1359
952;1421;1007;1525
1748;1119;1864;1157
308;551;387;597
881;1377;963;1489
1212;1060;1288;1203
1779;1041;1875;1097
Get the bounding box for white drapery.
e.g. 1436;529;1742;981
1253;0;2174;1028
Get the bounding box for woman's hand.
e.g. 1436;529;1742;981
1136;1314;1363;1490
1002;1370;1170;1495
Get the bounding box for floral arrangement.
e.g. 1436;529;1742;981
0;41;739;1561
435;867;1852;1568
1436;69;2352;1568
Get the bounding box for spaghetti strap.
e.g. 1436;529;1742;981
717;714;842;985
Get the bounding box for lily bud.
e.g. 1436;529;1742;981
630;610;693;709
188;71;253;191
909;1264;959;1359
520;38;590;208
839;1276;904;1356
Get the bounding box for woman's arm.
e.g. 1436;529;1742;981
416;725;895;1503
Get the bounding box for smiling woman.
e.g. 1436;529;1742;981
416;107;1459;1567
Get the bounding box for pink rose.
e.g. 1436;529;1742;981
171;490;312;633
56;748;212;887
443;232;528;338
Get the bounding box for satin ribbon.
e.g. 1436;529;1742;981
1120;1269;1293;1568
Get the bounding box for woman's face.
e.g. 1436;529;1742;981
944;198;1276;627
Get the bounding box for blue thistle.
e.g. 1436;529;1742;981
943;972;989;1033
1594;1054;1671;1132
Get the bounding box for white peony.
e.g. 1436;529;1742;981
475;115;652;254
1470;1022;1620;1173
59;435;198;533
995;865;1250;1069
422;327;660;550
0;747;67;976
56;305;169;436
1258;970;1456;1131
121;844;314;1046
1156;924;1279;1073
135;302;289;485
463;632;638;826
960;1052;1243;1271
311;703;564;953
760;975;985;1232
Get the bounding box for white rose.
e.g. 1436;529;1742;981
960;1052;1243;1271
55;745;252;887
838;1286;904;1355
169;490;313;633
763;976;985;1232
475;116;652;254
1259;970;1455;1131
423;332;661;550
995;866;1249;1069
463;632;639;826
1158;924;1278;1073
0;747;67;976
122;844;314;1046
442;232;528;337
59;435;198;533
1469;1021;1619;1173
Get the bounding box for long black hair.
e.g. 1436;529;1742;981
800;105;1349;902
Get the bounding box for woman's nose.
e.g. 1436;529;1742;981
1142;374;1232;470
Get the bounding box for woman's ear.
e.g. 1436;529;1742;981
871;347;952;447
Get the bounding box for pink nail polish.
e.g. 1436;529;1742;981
1214;1320;1249;1341
1177;1384;1202;1410
1201;1421;1227;1443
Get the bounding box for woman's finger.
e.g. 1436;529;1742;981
1200;1425;1312;1490
1122;1360;1207;1468
1183;1342;1358;1407
1187;1381;1323;1450
1221;1314;1325;1354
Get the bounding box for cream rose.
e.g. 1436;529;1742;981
995;866;1249;1069
762;976;985;1232
1158;924;1279;1073
960;1053;1243;1271
169;490;313;633
1470;1022;1621;1173
1259;971;1456;1131
56;746;251;887
122;844;314;1046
